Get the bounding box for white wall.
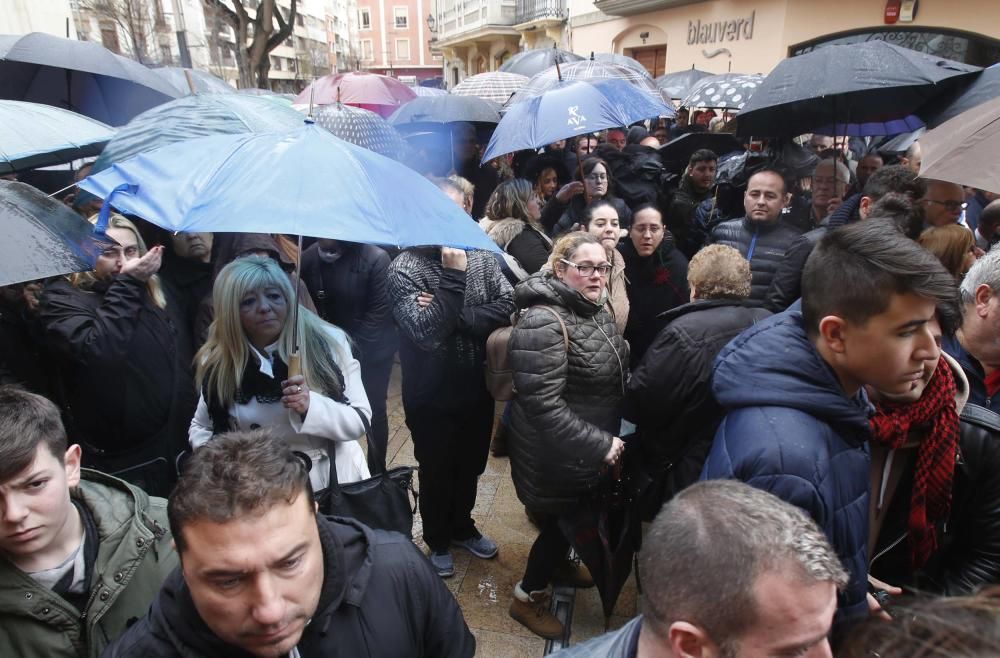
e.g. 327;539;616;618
0;0;77;37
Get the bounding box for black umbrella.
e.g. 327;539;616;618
387;94;500;128
659;132;742;173
0;180;112;287
924;63;1000;128
0;32;178;126
655;68;712;101
735;41;981;138
499;46;584;78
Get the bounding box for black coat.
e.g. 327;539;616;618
158;251;213;348
39;277;195;456
624;300;771;519
709;216;803;303
103;516;476;658
508;274;629;513
763;226;825;312
541;195;634;237
300;242;398;363
666;175;712;256
619;238;689;367
870;403;1000;595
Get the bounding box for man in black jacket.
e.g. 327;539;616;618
104;431;475;658
666;149;716;257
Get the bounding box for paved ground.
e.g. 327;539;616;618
382;364;637;657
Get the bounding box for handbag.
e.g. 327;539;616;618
317;407;418;538
485;305;568;401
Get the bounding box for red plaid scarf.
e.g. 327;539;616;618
869;361;960;569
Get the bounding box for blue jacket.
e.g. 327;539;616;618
701;306;872;622
944;334;1000;415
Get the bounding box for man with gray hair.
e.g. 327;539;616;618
810;158;851;227
945;248;1000;415
551;480;847;657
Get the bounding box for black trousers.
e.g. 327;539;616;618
522;513;570;592
360;353;395;474
405;388;494;553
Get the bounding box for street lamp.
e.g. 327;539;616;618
426;14;436;33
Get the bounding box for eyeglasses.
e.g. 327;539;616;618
633;225;663;236
560;259;612;276
923;199;967;212
585;173;608;182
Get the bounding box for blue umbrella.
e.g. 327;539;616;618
812;114;925;138
151;66;235;96
388;94;501;127
481;77;674;162
924;64;1000;128
78;122;499;253
0;100;115;174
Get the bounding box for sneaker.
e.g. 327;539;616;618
509;582;563;640
552;560;595;589
429;550;454;578
451;533;498;559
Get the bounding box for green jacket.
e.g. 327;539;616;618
0;470;177;658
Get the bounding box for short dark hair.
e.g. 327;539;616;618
688;149;718;167
747;168;789;195
867;192;924;240
581;198;618;228
169;430;315;554
631;202;663;221
980;199;1000;229
0;386;68;482
801;220;961;337
861;164;926;202
578;156;617;196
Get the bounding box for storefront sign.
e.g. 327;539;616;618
687;11;755;45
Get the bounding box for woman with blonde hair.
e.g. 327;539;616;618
39;213;196;496
189;255;371;490
919;224;979;280
481;178;551;280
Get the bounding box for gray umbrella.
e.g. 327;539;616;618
0;32;178;126
387;95;500;127
313;103;407;159
499;46;584;78
152;67;235;96
0;100;115;174
655;68;712;101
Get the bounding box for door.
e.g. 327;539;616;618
629;46;666;77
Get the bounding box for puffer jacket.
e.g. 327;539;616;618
701;305;871;622
508;273;629;513
483;217;552;275
709;216;803;303
0;471;176;658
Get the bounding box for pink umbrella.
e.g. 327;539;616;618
295;71;416;118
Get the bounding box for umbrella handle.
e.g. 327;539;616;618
288;352;301;379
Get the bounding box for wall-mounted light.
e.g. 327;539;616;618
640;31;650;45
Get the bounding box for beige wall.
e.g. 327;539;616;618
570;0;1000;76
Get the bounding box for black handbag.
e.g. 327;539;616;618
316;407;418;538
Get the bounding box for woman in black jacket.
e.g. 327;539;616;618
480;178;552;280
541;157;633;237
39;214;195;496
506;232;629;639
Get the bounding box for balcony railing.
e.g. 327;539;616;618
515;0;566;24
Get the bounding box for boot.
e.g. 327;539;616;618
490;421;508;457
509;582;564;640
552;559;595;589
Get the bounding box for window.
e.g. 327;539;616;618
271;55;282;70
361;39;374;61
359;8;371;29
394;7;408;29
99;21;120;53
395;38;410;60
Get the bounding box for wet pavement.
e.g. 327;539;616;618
383;363;637;656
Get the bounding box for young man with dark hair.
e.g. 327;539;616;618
667;149;717;257
0;386;176;657
105;430;475;657
702;219;960;622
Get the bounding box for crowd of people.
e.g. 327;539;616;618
2;109;1000;658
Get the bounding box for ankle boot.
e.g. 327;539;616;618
509;582;563;640
490;421;508;457
552;560;595;589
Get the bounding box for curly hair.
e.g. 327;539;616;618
688;244;751;300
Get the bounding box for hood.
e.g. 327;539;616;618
212;233;296;276
712;307;871;432
943;351;971;414
141;516;373;655
514;271;605;318
486;217;529;250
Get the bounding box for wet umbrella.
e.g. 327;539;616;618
919;95;1000;195
0;100;116;175
680;73;763;110
499;46;584;78
294;71;416;118
410;86;449;97
0;32;178;126
151;67;234;96
810;114;925;138
509;60;663;106
591;52;648;75
451;72;527;104
734;41;980;137
924;63;1000;128
655;68;712;101
0;180;112;287
659;132;742;174
313;102;407;159
388;94;501;128
482;77;673;162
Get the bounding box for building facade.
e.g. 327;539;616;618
355;0;440;83
0;0;77;37
568;0;1000;77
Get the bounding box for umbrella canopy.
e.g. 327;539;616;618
499;47;584;77
0;32;178;126
151;67;235;96
313;102;407;159
0;100;115;174
78;123;500;252
680;73;763;110
410;86;449;97
451;72;527;104
294;71;416;118
0;180;111;287
590;52;648;75
90;94;304;175
655;68;712;100
924;63;1000;128
659;132;742;173
919;95;1000;195
510;60;663;106
811;114;925;138
388;95;501;127
735;42;980;137
481;77;674;162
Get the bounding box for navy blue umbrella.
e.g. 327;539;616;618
481;77;673;162
924;63;1000;128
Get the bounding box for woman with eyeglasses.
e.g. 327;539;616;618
619;203;690;365
580;199;629;333
541;157;633;237
504;232;629;639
